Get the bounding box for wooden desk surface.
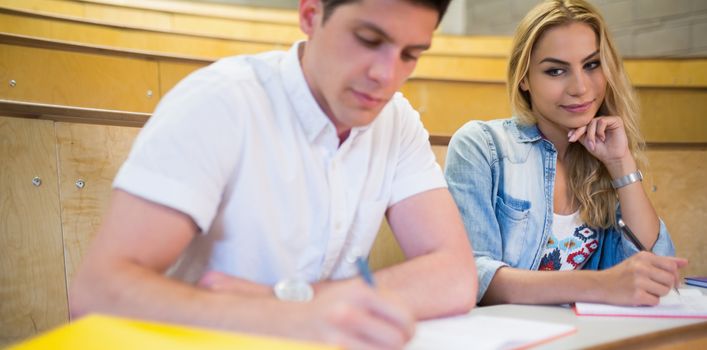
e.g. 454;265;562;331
470;299;707;349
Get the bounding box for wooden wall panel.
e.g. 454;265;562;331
413;56;507;82
430;35;512;57
644;148;707;277
402;80;510;135
158;61;208;97
0;116;67;346
83;2;172;31
0;0;84;17
0;43;159;113
638;88;707;143
80;0;299;25
369;220;405;272
625;60;707;88
171;13;304;44
0;11;281;60
369;145;449;271
55;122;140;286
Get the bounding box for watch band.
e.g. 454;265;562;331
611;170;643;189
273;278;314;302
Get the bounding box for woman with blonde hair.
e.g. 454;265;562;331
445;0;686;306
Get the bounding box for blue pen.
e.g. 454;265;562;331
355;257;376;287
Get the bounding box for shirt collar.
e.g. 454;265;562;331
281;41;333;143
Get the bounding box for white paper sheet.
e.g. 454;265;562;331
575;288;707;318
406;314;575;350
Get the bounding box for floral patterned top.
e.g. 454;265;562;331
539;211;599;271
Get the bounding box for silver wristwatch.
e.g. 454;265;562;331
273;278;314;302
611;170;643;189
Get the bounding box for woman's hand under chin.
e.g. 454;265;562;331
567;116;633;171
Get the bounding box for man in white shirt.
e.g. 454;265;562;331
71;0;477;348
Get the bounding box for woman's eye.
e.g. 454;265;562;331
585;60;601;70
544;68;564;76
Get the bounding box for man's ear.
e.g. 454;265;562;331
299;0;321;36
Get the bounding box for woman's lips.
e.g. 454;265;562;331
561;100;593;113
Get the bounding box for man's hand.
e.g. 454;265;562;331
298;280;415;349
199;271;415;349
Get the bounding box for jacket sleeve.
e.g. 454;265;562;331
597;210;675;270
445;122;507;303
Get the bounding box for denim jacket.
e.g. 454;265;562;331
445;118;675;303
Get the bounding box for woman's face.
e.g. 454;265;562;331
522;22;607;137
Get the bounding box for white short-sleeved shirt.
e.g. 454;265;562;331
114;42;446;285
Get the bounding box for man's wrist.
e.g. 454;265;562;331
273;278;314;302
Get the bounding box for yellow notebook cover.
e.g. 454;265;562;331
9;314;337;350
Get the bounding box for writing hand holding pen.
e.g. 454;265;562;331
618;218;680;295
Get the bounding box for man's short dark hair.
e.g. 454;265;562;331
321;0;452;25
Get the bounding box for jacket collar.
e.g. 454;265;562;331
507;117;542;143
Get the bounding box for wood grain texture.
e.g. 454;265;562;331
80;0;299;25
368;219;406;272
639;88;707;143
0;116;67;346
55;122;139;286
83;2;172;32
158;61;207;97
0;10;282;60
401;80;510;135
0;43;159;113
369;145;450;271
170;13;304;44
0;0;84;17
644;149;707;277
585;321;707;350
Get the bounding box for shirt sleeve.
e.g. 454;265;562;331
388;95;447;206
445;121;507;303
113;69;246;233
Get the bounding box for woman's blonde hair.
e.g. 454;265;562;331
507;0;645;228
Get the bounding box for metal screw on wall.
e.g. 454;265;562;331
32;176;42;187
75;179;86;189
146;89;153;98
9;80;17;87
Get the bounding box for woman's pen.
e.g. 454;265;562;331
355;257;376;287
618;218;680;295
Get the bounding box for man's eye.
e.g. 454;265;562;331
402;52;419;62
356;34;380;47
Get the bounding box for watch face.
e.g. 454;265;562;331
273;278;314;302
